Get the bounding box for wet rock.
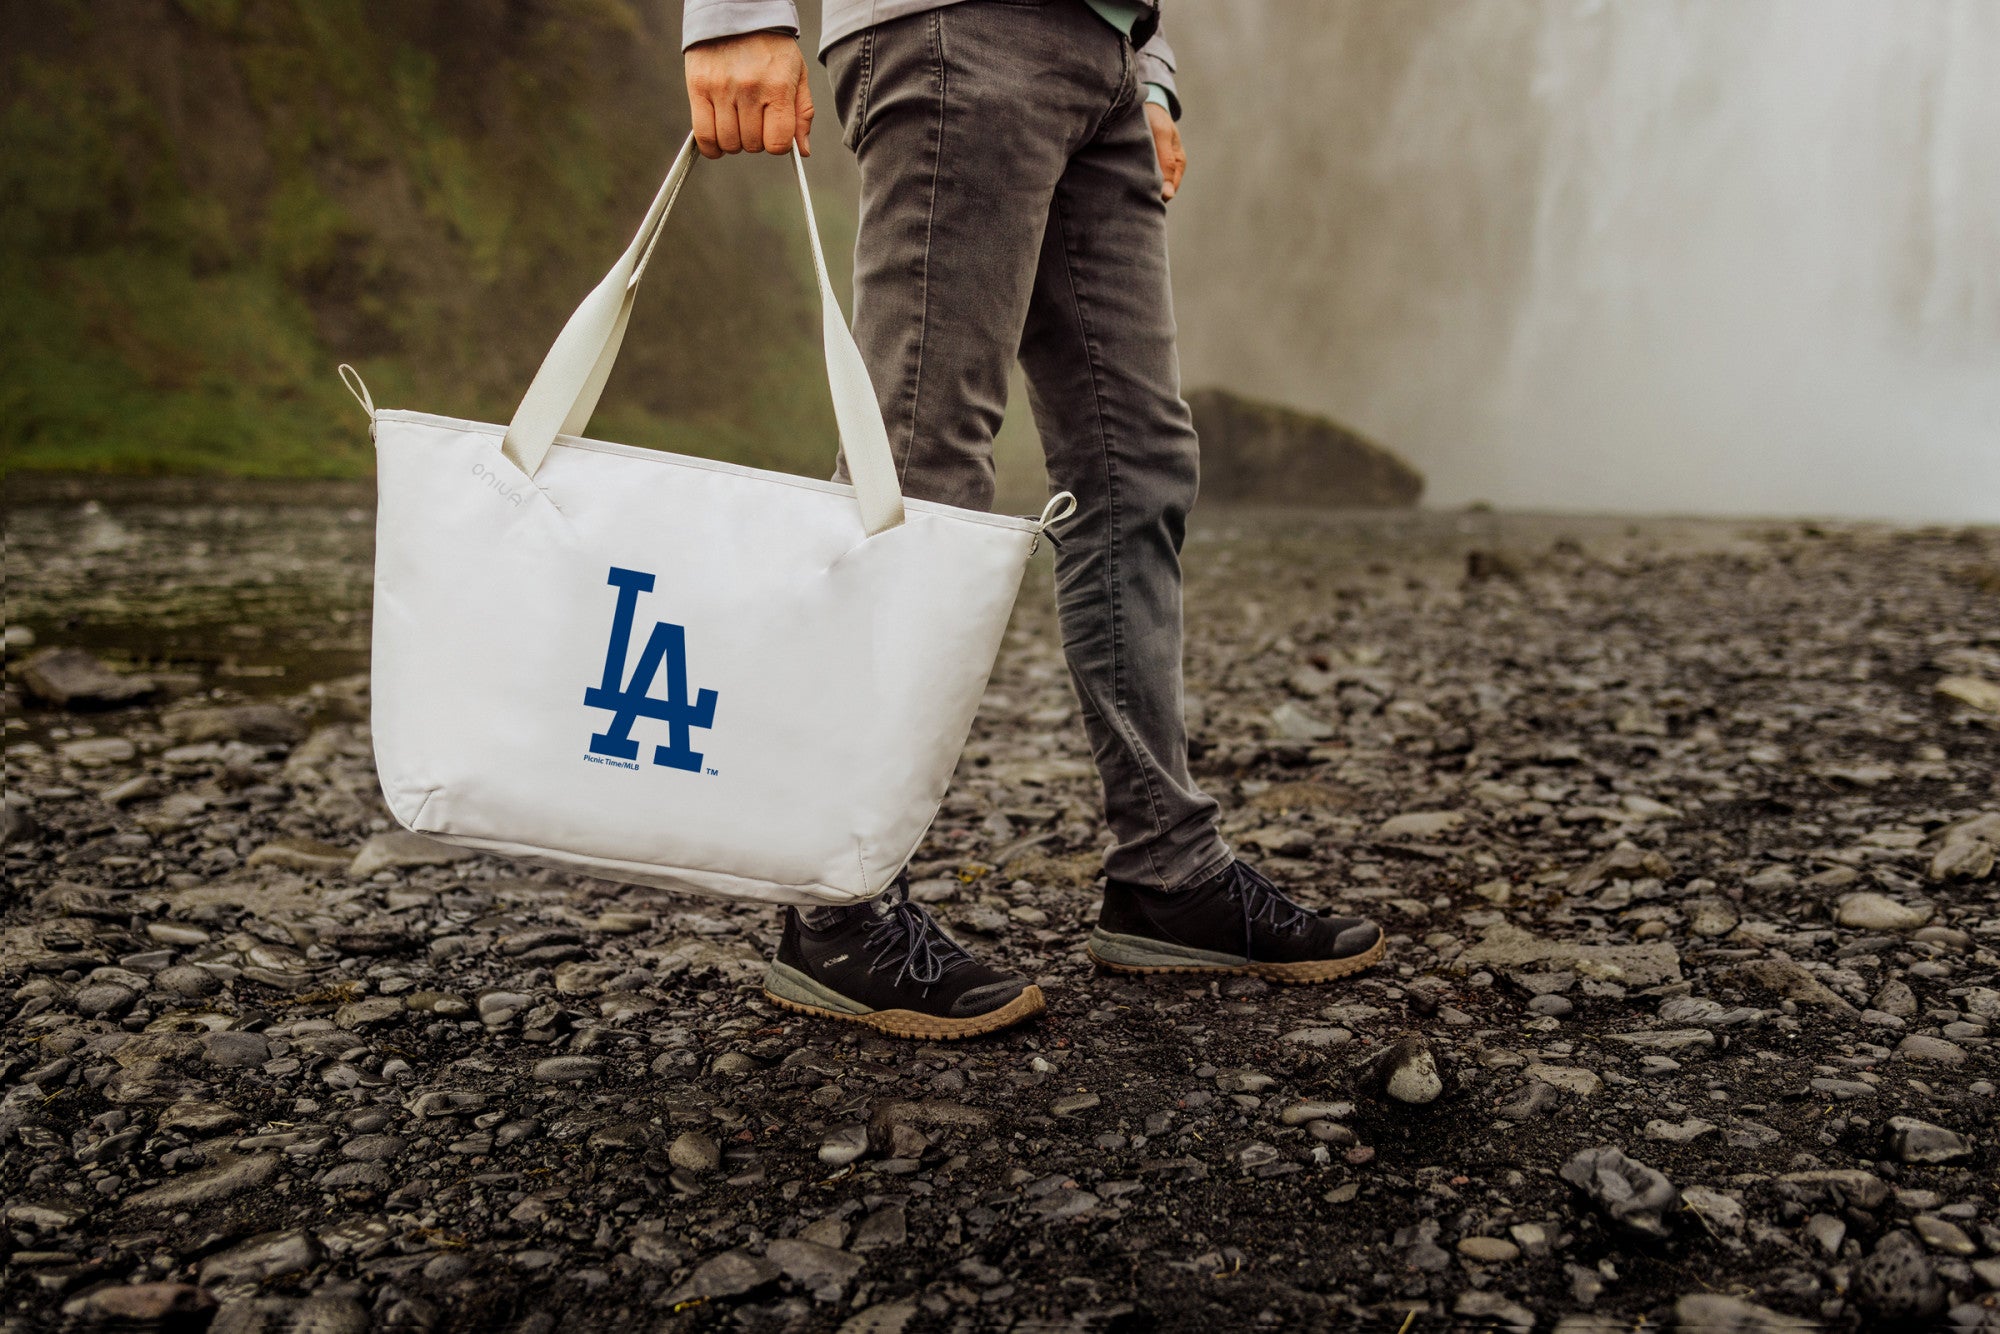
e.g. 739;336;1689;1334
1050;1092;1101;1116
199;1229;324;1284
1913;1214;1977;1256
320;1162;391;1191
1280;1099;1355;1126
1643;1117;1716;1143
159;1100;247;1134
1685;897;1740;937
1379;810;1464;839
1888;1116;1973;1163
1455;921;1681;988
1457;1236;1519;1263
333;997;403;1029
1366;1037;1443;1104
1268;701;1335;742
1451;1290;1536;1333
1802;1212;1846;1258
1930;836;1996;882
1680;1186;1745;1235
62;737;137;766
1560;1146;1679;1238
20;647;156;708
1935;674;2000;713
820;1125;869;1167
155;964;222;998
668;1249;780;1303
1855;1229;1948;1321
1609;1028;1715;1053
1729;959;1855;1011
62;1283;218;1325
123;1152;278;1210
1525;1065;1599;1098
531;1057;602;1083
1776;1169;1890;1211
103;772;162;804
248;838;354;873
1894;1034;1968;1065
200;1031;270;1068
1834;892;1932;931
1671;1294;1815;1333
852;1204;907;1251
167;703;306;745
341;1134;404;1162
766;1237;864;1302
668;1131;721;1174
9;1202;85;1230
1185;388;1423;507
73;981;141;1019
348;830;477;878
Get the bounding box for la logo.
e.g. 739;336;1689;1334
584;567;719;772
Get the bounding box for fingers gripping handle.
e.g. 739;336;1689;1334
500;136;906;536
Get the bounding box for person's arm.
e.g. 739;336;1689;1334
1135;32;1180;121
682;1;814;158
1136;31;1185;200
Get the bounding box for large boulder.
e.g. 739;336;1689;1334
1187;388;1422;507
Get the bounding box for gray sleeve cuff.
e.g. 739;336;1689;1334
1135;33;1180;120
682;0;800;50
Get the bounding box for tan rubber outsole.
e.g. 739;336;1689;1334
1086;935;1387;984
763;983;1047;1040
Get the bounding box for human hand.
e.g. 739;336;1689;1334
1146;101;1185;201
684;32;813;159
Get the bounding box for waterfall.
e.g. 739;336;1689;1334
1167;0;2000;520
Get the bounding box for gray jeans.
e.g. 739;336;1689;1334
828;0;1228;891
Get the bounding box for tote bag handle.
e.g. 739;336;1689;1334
501;135;906;537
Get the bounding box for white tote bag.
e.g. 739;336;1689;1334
345;136;1072;907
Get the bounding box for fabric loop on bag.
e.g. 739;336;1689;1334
502;136;906;536
337;364;376;420
1037;491;1078;532
1029;490;1077;554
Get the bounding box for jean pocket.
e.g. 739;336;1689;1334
826;29;876;151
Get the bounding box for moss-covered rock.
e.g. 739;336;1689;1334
1187;387;1422;507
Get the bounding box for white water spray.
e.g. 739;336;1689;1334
1168;0;2000;520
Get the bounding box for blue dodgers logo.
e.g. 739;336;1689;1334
583;568;719;773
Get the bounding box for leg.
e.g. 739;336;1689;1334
826;0;1131;509
770;3;1142;1036
1017;81;1229;891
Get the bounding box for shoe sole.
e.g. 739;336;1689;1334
1085;929;1386;984
762;980;1047;1041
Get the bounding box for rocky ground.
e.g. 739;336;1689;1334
4;493;1999;1333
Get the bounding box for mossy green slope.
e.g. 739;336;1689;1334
1;0;844;479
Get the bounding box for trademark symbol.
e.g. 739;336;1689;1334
705;767;719;776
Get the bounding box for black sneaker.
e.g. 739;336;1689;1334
1087;860;1385;983
764;879;1046;1040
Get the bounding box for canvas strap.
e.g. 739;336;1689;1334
501;137;906;537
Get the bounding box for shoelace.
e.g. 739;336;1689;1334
864;877;976;992
1222;861;1313;962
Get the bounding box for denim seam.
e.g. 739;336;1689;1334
894;10;948;489
1101;32;1135;131
852;30;876;150
1049;184;1171;886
